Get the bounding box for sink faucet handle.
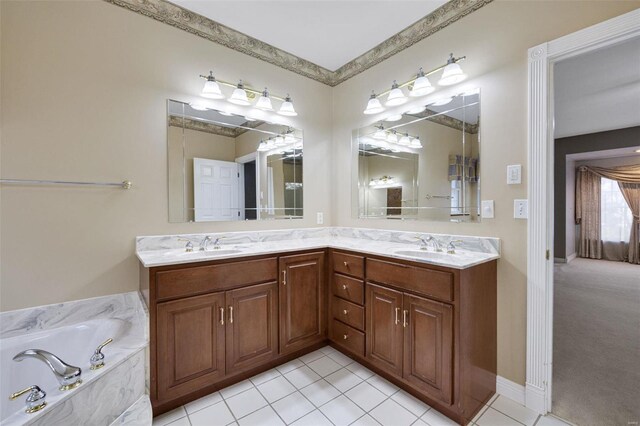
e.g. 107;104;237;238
212;236;226;249
90;338;113;370
414;235;429;250
177;238;193;252
447;240;464;254
9;385;47;414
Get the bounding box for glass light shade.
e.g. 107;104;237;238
257;141;270;152
266;138;276;147
385;82;407;106
229;83;251;106
409;75;434;97
385;114;403;122
284;131;296;143
409;137;423;148
398;134;411;146
274;135;285;146
373;126;387;140
201;80;224;99
407;105;427;114
277;95;297;116
438;62;466;86
386;131;398;144
430;97;453;106
189;101;210;111
364;93;384;115
256;88;274;111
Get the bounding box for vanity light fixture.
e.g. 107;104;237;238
398;133;411;146
257;140;270;151
284;129;296;143
385;114;403;122
386;130;398;144
200;71;225;99
409;136;423;149
409;68;434;97
274;135;286;146
438;53;467;86
256;88;274;111
407;105;427;114
364;91;385;115
189;101;210;111
373;124;387;140
277;95;298;116
385;81;407;107
430;96;453;106
229;80;251;106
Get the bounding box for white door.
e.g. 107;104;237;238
193;158;240;222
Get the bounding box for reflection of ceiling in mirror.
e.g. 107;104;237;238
426;93;479;125
168;114;267;138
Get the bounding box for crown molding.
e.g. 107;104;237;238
104;0;492;87
168;115;266;138
410;109;479;134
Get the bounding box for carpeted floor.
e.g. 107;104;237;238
553;258;640;426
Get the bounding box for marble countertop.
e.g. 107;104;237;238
136;235;500;270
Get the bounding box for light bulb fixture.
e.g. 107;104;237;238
256;88;274;111
200;71;225;99
398;133;411;146
407;105;427;114
409;136;423;149
266;138;276;147
364;91;385;115
189;101;210;111
386;130;398;144
385;80;407;106
438;53;467;86
409;68;434;97
430;97;453;106
385;114;403;122
229;80;251;106
284;129;296;143
373;124;387;140
257;140;270;152
274;135;285;146
278;94;297;116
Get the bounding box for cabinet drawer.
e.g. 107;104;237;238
367;259;454;302
332;296;365;331
331;274;364;305
156;258;278;301
332;252;364;279
330;319;364;357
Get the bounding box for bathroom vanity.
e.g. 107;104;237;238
137;228;498;425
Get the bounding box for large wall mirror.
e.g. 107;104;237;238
168;100;303;222
353;90;480;222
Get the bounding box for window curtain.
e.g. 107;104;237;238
576;168;602;259
577;164;640;264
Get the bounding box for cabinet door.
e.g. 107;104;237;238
279;252;326;354
366;283;403;376
402;294;453;405
157;292;226;402
226;282;278;372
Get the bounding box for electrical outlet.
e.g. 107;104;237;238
316;212;324;225
507;164;522;184
514;199;528;219
481;200;495;219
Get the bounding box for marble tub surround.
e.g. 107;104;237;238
136;227;500;269
0;292;149;426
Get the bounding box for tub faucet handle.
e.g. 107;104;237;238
9;385;47;414
90;338;113;370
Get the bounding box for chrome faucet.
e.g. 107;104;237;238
199;236;212;251
13;350;82;391
426;236;443;252
415;235;430;250
212;236;225;250
9;385;47;414
447;239;463;254
90;338;113;370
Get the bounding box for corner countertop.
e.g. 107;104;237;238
136;228;500;270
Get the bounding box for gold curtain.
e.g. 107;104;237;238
576;168;602;259
618;182;640;264
582;164;640;183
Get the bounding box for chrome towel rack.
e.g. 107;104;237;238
0;179;132;189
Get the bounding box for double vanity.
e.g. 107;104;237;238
137;228;498;425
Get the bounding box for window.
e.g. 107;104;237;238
600;178;633;242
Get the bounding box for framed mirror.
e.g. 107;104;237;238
167;100;303;222
353;90;480;222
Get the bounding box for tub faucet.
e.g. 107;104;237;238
13;349;82;391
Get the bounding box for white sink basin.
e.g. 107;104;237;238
393;250;454;261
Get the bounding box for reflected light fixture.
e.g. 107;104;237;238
373;124;387;140
284;129;296;143
256;88;274;111
407;105;427;114
274;135;285;146
430;97;453;106
229;80;251;106
219;111;234;116
385;80;407;106
257;140;270;152
438;53;467;86
200;71;225;99
385;114;403;122
277;95;298;116
409;68;434;97
398;133;411;146
409;136;423;149
189;101;210;111
364;91;385;115
386;130;398;144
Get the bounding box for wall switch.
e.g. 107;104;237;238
316;212;324;225
481;200;495;219
514;199;528;219
507;164;522;184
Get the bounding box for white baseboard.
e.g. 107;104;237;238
496;376;525;405
566;253;577;263
525;383;546;414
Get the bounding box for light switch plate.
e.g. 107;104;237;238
514;199;528;219
316;212;324;225
481;200;495;219
507;164;522;184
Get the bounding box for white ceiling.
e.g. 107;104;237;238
172;0;447;71
554;36;640;139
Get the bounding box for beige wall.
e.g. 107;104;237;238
0;0;332;311
1;0;636;389
330;1;638;385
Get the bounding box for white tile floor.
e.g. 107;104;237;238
152;346;572;426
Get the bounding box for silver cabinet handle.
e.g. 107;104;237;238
395;307;400;325
282;270;287;286
229;306;233;324
403;310;408;328
219;307;224;325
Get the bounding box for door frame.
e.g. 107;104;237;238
526;9;640;414
236;152;260;221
